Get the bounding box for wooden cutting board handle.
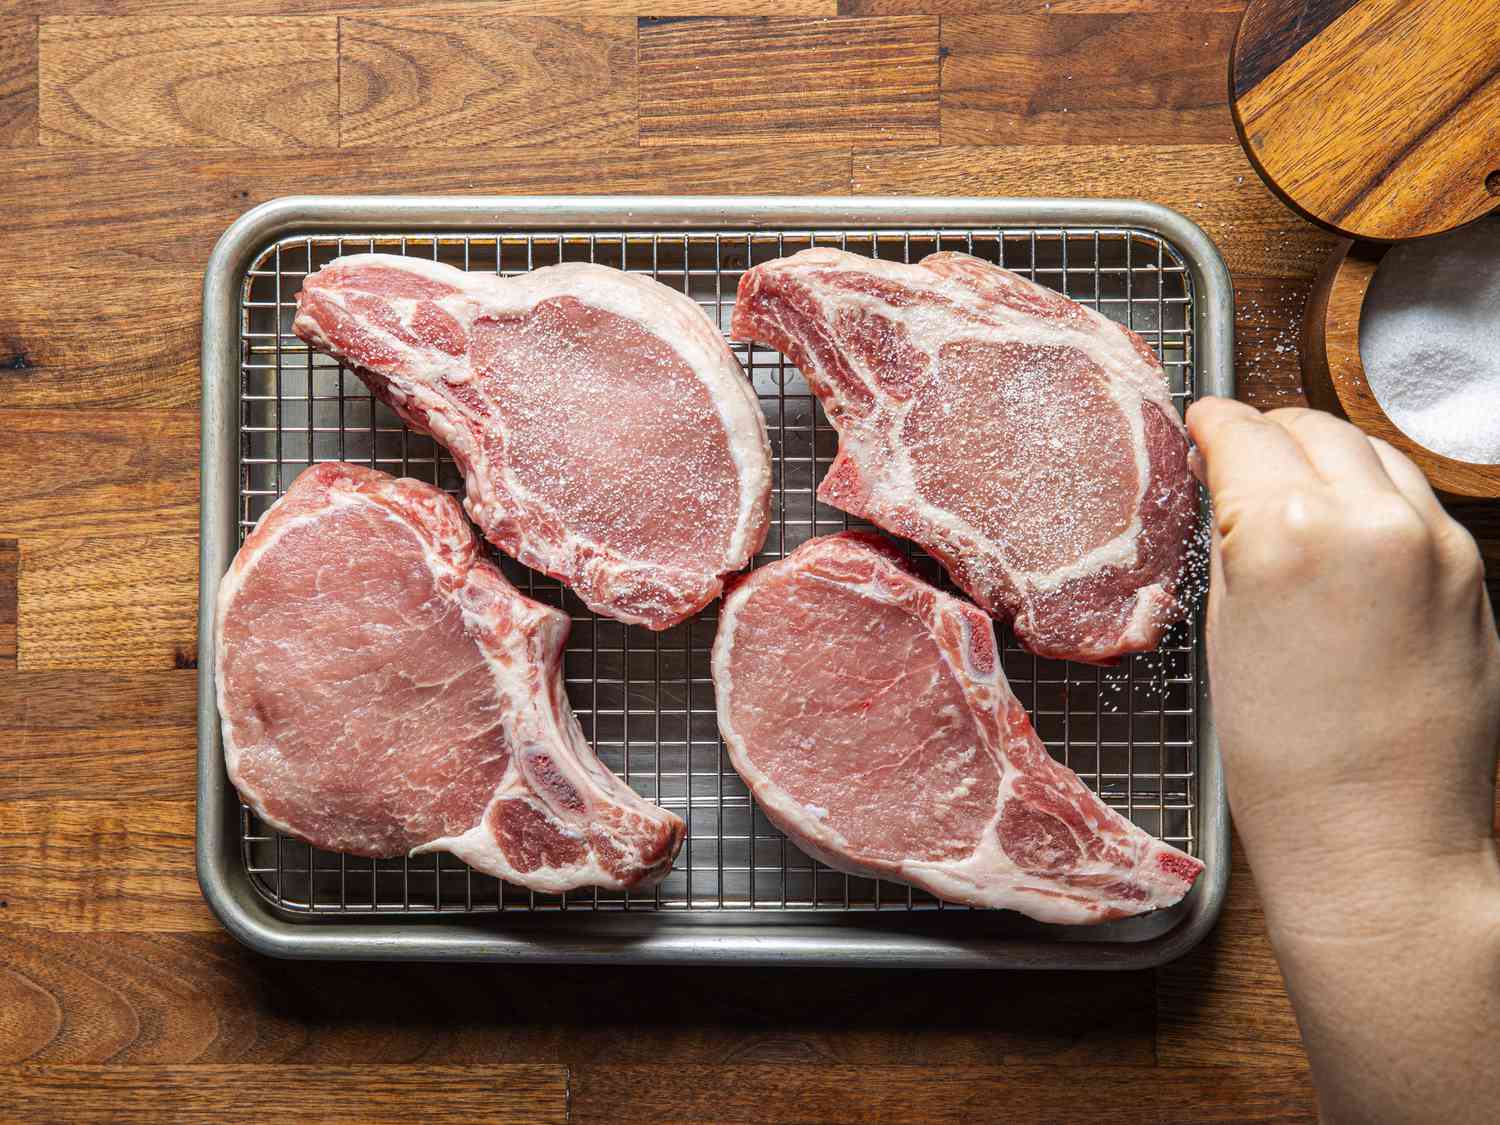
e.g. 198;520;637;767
1231;0;1500;241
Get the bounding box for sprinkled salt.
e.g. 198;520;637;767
1359;219;1500;465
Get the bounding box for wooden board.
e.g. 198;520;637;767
0;929;1158;1063
0;1065;567;1124
339;14;637;147
38;16;339;148
1231;0;1500;240
4;4;1488;1121
570;1063;1316;1123
0;540;16;670
0;17;36;146
941;11;1242;144
0;411;199;542
0;672;198;799
17;535;198;671
639;16;939;146
10;0;839;13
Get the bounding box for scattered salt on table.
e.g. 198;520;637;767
1359;219;1500;465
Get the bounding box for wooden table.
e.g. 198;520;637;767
3;4;1495;1122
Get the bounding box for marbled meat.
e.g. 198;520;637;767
294;253;772;630
730;248;1197;664
712;532;1203;923
215;462;685;892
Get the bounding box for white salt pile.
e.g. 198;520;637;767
1359;219;1500;465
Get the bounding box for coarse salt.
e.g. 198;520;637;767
1359;219;1500;465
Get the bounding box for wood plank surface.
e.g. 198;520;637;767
0;672;197;799
0;929;1160;1064
11;0;838;14
570;1063;1317;1122
0;1065;567;1124
639;16;939;147
0;17;36;146
844;1;1248;12
0;540;15;670
0;411;198;538
340;14;637;147
941;11;1243;144
853;142;1338;282
0;800;211;933
38;16;339;148
0;3;1478;1121
0;146;849;414
16;536;197;671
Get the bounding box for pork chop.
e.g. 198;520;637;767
730;248;1197;664
215;461;685;892
293;253;772;630
712;532;1203;923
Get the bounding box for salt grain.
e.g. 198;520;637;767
1359;219;1500;465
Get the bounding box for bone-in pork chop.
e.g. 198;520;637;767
731;248;1197;664
294;254;772;630
215;462;685;892
712;532;1203;923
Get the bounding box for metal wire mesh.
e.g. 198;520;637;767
237;226;1199;915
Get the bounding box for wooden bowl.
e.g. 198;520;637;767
1302;240;1500;498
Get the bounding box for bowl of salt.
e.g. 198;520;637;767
1304;219;1500;499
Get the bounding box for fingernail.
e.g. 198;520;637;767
1188;446;1206;486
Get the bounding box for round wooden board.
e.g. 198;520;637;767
1232;0;1500;242
1301;239;1500;498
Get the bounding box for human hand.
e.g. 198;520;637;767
1187;396;1500;1124
1187;397;1500;918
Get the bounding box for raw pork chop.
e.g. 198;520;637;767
731;248;1197;664
712;532;1202;923
294;253;772;630
215;461;685;892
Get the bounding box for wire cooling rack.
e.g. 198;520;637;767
237;226;1199;915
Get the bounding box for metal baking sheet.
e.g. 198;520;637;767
198;196;1233;967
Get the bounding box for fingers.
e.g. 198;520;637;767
1187;398;1471;560
1368;437;1491;597
1186;397;1318;507
1190;399;1422;502
1367;436;1446;526
1263;407;1397;493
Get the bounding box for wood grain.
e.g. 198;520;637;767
16;536;197;671
340;14;636;148
1230;0;1357;94
570;1063;1317;1122
1231;0;1500;239
0;672;196;799
0;930;1159;1065
0;800;212;933
0;540;15;669
39;16;338;148
639;16;938;147
0;17;36;146
843;1;1247;11
0;411;198;538
1158;834;1308;1067
12;0;837;13
853;143;1337;279
0;1065;567;1125
1232;273;1311;409
941;11;1242;144
0;146;849;412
